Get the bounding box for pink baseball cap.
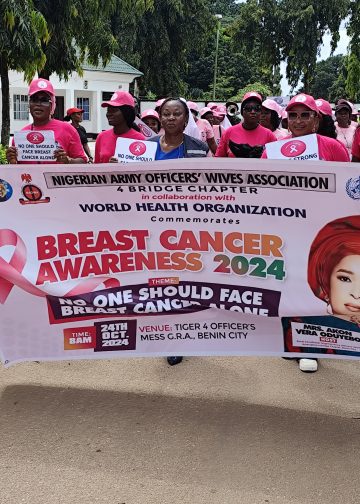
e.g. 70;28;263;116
286;94;318;113
141;109;160;121
213;105;226;117
242;92;262;104
200;107;213;117
101;90;135;108
187;101;199;112
207;102;217;110
155;98;166;109
262;99;282;117
29;78;55;97
315;99;333;117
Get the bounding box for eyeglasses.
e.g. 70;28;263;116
243;105;261;113
29;97;51;106
288;111;315;121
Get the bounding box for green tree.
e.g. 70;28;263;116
308;55;347;101
279;0;350;92
115;0;214;97
346;0;360;101
231;82;272;101
230;0;282;93
0;0;48;145
33;0;122;80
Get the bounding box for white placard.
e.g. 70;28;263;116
265;134;319;161
115;138;157;163
14;131;57;162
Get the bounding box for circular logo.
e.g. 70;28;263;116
129;141;146;156
294;94;307;103
280;140;306;157
26;132;45;144
22;184;43;201
346;177;360;200
0;179;13;202
315;99;323;107
37;81;48;89
138;123;153;138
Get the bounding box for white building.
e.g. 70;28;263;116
6;55;143;136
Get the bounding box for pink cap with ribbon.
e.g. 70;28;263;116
286;94;319;113
101;91;135;108
28;78;55;97
315;99;333;117
242;91;262;104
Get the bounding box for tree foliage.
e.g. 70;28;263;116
280;0;350;92
308;55;348;102
346;0;360;101
33;0;122;79
114;0;214;97
232;82;272;102
0;0;48;144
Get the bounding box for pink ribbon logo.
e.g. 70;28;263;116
0;229;120;304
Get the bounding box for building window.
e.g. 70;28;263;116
76;97;90;120
13;95;29;120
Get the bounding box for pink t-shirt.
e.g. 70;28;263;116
262;134;350;162
95;128;145;163
335;123;357;155
215;123;277;157
196;118;214;143
351;127;360;159
17;119;87;163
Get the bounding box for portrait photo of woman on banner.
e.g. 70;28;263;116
282;215;360;364
308;215;360;326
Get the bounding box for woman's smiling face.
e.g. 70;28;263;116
329;255;360;316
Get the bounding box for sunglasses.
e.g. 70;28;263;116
29;97;52;106
243;105;261;113
288;111;315;121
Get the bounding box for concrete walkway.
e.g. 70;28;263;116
0;356;359;503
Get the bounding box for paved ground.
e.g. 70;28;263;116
0;356;359;503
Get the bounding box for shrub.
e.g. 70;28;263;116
0;145;8;164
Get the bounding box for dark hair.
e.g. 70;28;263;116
318;114;337;139
159;98;189;124
269;110;281;130
119;105;136;128
201;111;212;120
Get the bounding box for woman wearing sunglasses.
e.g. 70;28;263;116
6;78;87;164
262;94;349;162
215;92;277;158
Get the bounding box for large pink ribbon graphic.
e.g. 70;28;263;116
0;229;120;304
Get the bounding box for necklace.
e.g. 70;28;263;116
336;125;353;151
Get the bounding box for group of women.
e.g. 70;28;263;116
6;77;360;165
5;78;360;372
